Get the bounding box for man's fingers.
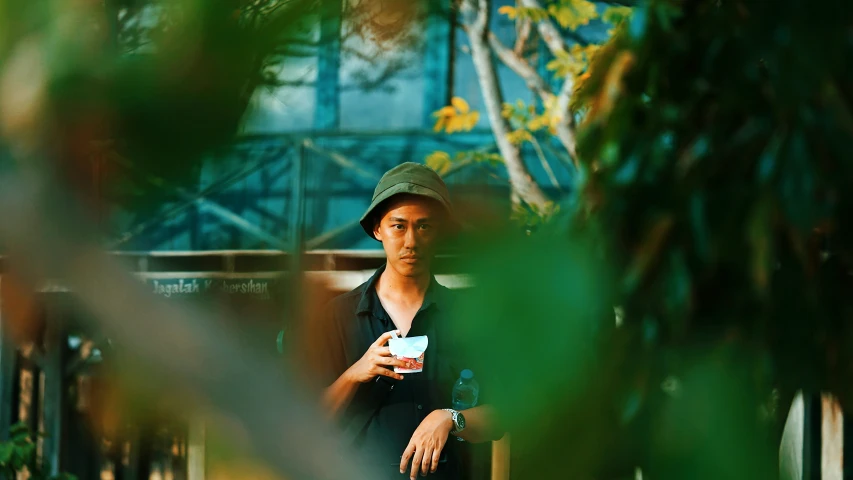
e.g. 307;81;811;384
400;443;415;474
421;446;433;476
375;346;392;356
375;355;406;367
430;448;442;473
410;449;424;479
375;367;404;381
372;330;399;347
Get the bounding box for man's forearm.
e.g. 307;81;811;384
322;371;359;417
454;405;502;443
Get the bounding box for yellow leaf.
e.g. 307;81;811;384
431;100;480;134
527;116;546;132
548;0;599;30
501;103;513;119
546;50;573;78
433;116;445;132
446;116;460;133
499;6;549;22
451;96;470;114
497;5;517;19
434;106;456;117
462;112;480;130
425;151;452;175
507;129;533;145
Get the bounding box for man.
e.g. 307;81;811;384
318;163;500;480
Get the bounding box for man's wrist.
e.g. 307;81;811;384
442;408;465;435
340;367;358;385
439;409;454;431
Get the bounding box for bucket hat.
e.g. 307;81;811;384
359;162;459;240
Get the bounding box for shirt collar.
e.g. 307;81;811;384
356;263;444;316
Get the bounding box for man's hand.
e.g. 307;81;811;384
400;410;454;479
343;330;407;383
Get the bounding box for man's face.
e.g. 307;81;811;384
373;195;443;278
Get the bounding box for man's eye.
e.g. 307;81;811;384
419;224;431;230
393;225;404;230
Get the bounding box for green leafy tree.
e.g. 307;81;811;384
428;0;633;217
0;423;76;480
449;0;853;478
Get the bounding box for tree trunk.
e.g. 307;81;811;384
461;0;550;209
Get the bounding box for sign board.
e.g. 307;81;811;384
148;278;276;300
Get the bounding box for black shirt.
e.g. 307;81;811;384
320;264;470;477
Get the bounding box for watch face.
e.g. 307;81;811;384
456;412;466;430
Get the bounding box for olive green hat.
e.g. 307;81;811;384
360;162;459;240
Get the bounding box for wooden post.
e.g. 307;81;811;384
41;296;65;477
821;394;843;480
491;435;510;480
780;392;804;480
187;417;205;480
0;276;16;440
116;425;141;480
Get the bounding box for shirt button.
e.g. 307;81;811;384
417;404;423;410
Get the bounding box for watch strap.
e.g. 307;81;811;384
442;408;461;434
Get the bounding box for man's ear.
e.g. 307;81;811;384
373;220;383;241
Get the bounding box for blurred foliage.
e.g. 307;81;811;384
497;6;550;23
572;0;853;404
546;43;600;79
547;0;599;30
498;0;600;29
425;150;503;176
0;0;329;216
502;99;560;137
509;200;561;231
446;0;853;478
0;423;76;480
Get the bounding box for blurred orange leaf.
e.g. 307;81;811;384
585;51;636;125
0;272;41;344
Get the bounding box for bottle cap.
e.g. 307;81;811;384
461;369;474;381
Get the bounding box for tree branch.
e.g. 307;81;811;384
554;74;579;166
514;17;533;56
488;32;579;167
529;135;561;190
512;0;579;166
488;33;552;101
518;0;569;55
460;0;549;208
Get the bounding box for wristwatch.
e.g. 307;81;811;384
442;408;466;435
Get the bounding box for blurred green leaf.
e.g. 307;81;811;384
603;6;633;26
9;423;28;444
0;443;12;466
450;231;610;430
649;349;775;480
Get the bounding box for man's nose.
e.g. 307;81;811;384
404;227;417;248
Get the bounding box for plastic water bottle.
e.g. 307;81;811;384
451;369;479;410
